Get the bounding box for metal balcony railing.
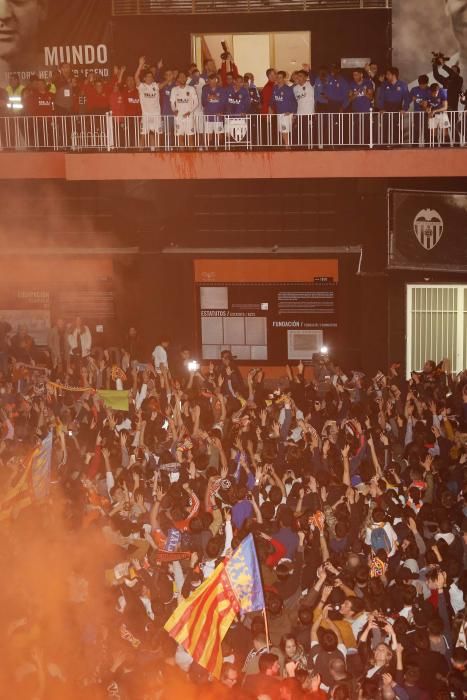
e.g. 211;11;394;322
0;112;464;152
112;0;391;16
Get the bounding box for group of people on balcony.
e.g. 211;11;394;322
0;51;465;148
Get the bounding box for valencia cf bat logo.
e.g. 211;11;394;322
413;209;444;251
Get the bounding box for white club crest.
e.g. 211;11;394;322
227;117;248;143
413;209;444;250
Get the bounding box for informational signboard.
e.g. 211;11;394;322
388;189;467;272
194;259;338;364
0;289;50;345
0;257;116;345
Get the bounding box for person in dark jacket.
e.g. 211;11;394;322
433;58;463;110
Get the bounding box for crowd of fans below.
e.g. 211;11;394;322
0;315;466;700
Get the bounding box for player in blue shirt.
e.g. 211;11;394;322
225;75;251;144
348;69;374;113
314;66;329;113
410;74;431;113
201;73;226;145
410;74;431;146
244;73;261;114
376;67;410;112
318;64;348;147
270;71;297;145
426;82;450;145
376;67;410;146
225;75;251;115
326;65;349;112
348;68;375;145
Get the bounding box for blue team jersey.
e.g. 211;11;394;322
161;81;176;116
376;79;410;111
326;75;349;106
410;85;431;112
348;79;373;112
314;77;329;105
427;88;448;110
202;85;226;117
270;84;297;114
247;84;261;113
225;86;251;115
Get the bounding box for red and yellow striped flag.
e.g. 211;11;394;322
0;432;53;523
164;534;264;678
0;453;33;522
165;564;238;678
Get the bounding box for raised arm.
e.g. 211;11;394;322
311;609;323;643
134;56;146;87
149;485;163;531
320;532;330;563
342;443;351;486
367;433;383;477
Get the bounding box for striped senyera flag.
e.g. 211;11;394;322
164;534;264;678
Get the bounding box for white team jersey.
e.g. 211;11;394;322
293;81;315;114
170;84;198;115
190;77;205;114
138;82;161;115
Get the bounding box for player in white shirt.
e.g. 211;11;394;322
170;72;198;146
135;55;163;149
293;69;315;144
188;68;206;135
152;338;170;374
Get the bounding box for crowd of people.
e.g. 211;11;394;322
0;314;466;700
0;51;466;148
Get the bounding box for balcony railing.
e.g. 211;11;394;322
0;112;465;152
112;0;391;16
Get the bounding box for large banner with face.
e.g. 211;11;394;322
0;0;112;84
392;0;467;83
388;189;467;272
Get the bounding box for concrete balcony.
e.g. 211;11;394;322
1;112;467;181
1;147;467;181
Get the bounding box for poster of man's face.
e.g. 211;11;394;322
393;0;467;82
0;0;47;75
0;1;112;84
447;0;467;68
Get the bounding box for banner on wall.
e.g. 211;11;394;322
392;0;467;84
0;289;50;344
0;0;112;84
388;189;467;272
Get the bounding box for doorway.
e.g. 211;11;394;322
192;31;311;84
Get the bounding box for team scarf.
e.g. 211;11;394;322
47;380;93;393
370;554;387;578
111;366;127;382
309;510;325;532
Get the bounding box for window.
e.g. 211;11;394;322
406;284;466;377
